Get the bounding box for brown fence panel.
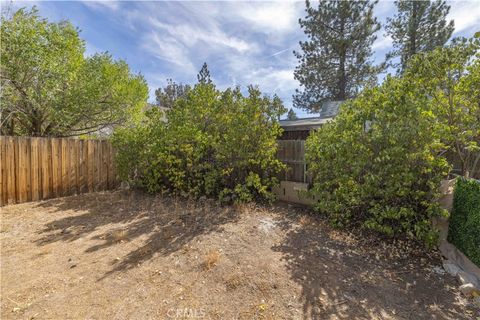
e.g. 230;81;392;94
277;140;308;183
0;136;117;206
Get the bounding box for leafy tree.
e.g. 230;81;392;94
286;108;298;120
154;79;191;108
405;37;480;177
113;82;286;203
0;7;148;137
293;0;381;112
197;62;212;84
385;0;454;72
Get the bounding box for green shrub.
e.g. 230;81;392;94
305;38;480;245
112;83;286;203
447;178;480;267
306;75;450;244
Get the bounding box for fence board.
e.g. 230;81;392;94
94;140;100;191
6;137;16;204
82;140;88;193
61;139;68;196
40;138;50;199
107;142;115;189
277;140;308;183
30;138;40;201
68;139;76;195
102;141;109;190
0;136;117;206
17;138;28;202
0;140;7;205
52;139;61;198
87;140;94;192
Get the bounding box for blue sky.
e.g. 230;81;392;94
5;0;480;117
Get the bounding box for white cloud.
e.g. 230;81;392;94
237;2;301;33
242;67;297;94
148;18;253;53
268;47;293;57
142;32;195;73
448;1;480;34
372;35;392;50
82;1;119;12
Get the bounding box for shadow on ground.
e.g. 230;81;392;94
272;210;475;319
34;190;240;278
30;192;475;319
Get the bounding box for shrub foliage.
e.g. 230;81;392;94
447;178;480;267
405;37;480;178
113;83;286;203
306;37;479;244
306;75;450;244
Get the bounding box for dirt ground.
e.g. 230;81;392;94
1;190;478;320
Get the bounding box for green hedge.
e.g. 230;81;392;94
447;178;480;267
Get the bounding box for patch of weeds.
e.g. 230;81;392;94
202;249;220;271
225;273;245;291
299;215;313;226
110;229;129;243
0;224;11;233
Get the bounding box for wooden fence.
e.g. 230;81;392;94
277;140;309;183
0;136;117;206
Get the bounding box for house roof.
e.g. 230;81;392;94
280;100;344;132
320;100;343;118
279;117;332;131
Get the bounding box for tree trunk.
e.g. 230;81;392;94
9;117;14;135
410;4;417;57
338;8;347;100
471;153;480;178
30;109;43;136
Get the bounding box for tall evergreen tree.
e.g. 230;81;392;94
155;79;191;108
385;0;454;72
286;108;298;120
197;62;212;84
293;0;380;113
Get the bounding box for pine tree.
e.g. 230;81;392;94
287;108;298;120
197;62;212;84
155;79;190;108
385;0;454;72
293;0;380;113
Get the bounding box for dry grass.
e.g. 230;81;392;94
0;223;11;233
299;214;313;226
202;249;221;271
233;202;255;215
225;273;245;291
1;190;474;320
110;229;128;243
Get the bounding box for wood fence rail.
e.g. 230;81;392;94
0;136;117;206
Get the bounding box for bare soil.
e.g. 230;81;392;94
1;190;478;319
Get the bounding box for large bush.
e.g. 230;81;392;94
448;178;480;267
113;83;286;203
306;37;479;244
306;75;450;244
